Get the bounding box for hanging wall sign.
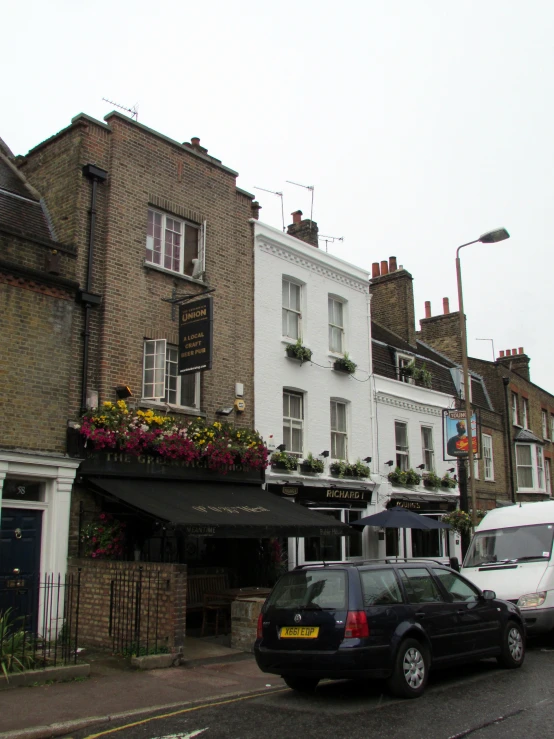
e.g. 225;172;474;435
443;409;480;460
178;297;213;374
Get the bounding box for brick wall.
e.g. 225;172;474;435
231;597;264;652
21;113;255;430
369;269;416;346
418;311;463;364
0;233;77;453
67;559;187;653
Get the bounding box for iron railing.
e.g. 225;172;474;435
109;567;167;656
0;571;81;674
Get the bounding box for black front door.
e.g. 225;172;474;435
0;508;43;627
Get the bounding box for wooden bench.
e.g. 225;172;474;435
186;572;230;613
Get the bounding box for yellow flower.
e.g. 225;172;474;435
103;401;113;408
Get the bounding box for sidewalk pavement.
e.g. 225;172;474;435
0;637;285;739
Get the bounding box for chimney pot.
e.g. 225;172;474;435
443;297;450;315
372;262;381;278
291;210;303;225
191;137;200;146
519;347;524;355
506;349;512;356
389;256;397;273
499;350;505;358
380;260;389;275
512;348;517;356
424;301;431;318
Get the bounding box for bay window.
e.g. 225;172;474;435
516;443;547;492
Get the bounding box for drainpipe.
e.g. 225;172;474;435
502;376;517;503
80;164;107;413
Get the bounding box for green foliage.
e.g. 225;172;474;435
270;450;299;470
401;360;432;388
388;467;422;485
443;509;472;534
300;453;325;473
333;353;357;374
0;609;35;680
286;338;313;364
81;513;126;559
329;459;370;477
441;473;458;488
423;472;442;488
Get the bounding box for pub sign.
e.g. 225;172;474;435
442;409;480;460
178;297;213;374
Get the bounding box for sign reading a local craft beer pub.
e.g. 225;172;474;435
178;297;213;374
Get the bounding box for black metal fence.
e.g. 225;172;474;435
0;572;81;675
109;568;168;657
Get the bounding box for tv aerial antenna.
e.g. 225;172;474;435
476;338;495;362
102;98;139;121
286;180;314;229
319;234;344;253
253;186;285;232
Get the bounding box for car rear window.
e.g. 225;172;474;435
266;570;347;609
360;569;403;606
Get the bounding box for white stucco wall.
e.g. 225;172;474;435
253;221;373;469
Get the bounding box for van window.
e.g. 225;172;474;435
464;524;554;567
266;570;347;610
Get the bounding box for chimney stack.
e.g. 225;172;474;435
443;297;450;314
286;210;319;248
497;347;531;381
418;297;462;363
424;301;431;319
369;258;416;346
251;201;261;220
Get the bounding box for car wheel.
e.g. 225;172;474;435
283;675;320;693
496;620;525;668
387;638;429;699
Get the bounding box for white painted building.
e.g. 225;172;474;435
253;217;379;567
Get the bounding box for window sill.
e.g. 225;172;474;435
138;399;205;417
144;261;207;285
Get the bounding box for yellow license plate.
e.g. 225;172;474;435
280;626;319;639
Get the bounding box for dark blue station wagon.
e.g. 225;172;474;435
254;561;525;698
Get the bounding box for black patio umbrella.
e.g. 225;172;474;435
352;506;451;530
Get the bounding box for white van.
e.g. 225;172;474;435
461;501;554;635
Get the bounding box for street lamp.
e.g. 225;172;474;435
456;228;510;527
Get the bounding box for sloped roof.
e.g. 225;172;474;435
514;428;545;444
0;152;53;241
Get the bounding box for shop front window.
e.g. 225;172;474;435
304;508;364;562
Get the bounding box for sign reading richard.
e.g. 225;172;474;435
179;296;213;374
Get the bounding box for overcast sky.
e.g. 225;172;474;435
4;1;553;391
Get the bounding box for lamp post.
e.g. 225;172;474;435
456;228;510;527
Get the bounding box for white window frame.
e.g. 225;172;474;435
283;390;304;456
551;415;554;442
142;339;200;408
165;345;200;409
420;426;434;472
522;397;530;430
302;508;365;562
396;353;414;384
146;208;204;278
395;421;409;471
516;443;546;492
282;278;303;341
546;459;552;497
330;400;348;460
512;393;520;426
328;296;345;354
482;433;494;481
542;410;549;440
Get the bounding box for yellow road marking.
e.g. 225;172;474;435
84;687;288;738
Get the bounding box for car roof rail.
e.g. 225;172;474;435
293;557;451;570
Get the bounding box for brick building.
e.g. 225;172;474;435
0;138;80;580
418;302;554;503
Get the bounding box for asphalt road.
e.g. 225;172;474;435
69;639;554;739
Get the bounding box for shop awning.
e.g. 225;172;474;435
87;477;353;538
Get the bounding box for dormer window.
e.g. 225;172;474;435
396;353;414;384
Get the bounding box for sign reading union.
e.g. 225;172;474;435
178;296;213;374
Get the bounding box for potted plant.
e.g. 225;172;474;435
441;473;457;488
333;353;357;374
423;471;442;488
347;459;371;478
285;338;313;364
299;453;325;474
405;468;422;486
412;363;432;389
270;450;299;471
387;466;408;485
330;460;348;477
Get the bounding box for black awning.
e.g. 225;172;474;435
87;477;353;538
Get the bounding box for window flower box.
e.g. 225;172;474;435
299;454;325;475
270;451;299;472
333;354;357;374
285;339;313;364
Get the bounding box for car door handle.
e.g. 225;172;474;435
415;612;425;618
